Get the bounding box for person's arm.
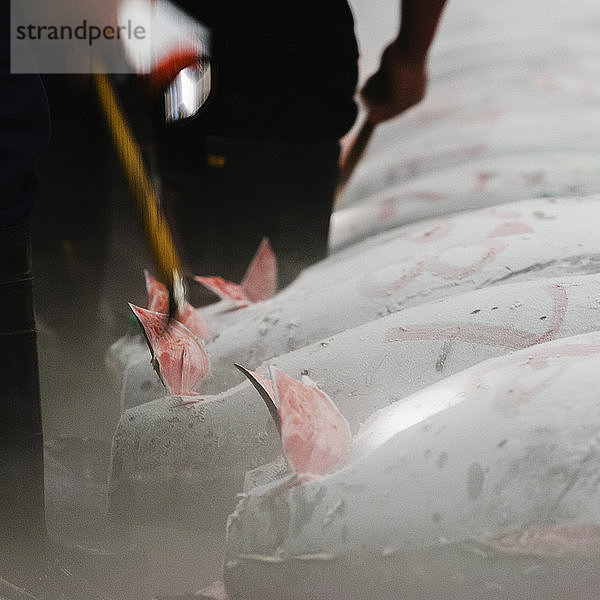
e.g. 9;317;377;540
361;0;447;124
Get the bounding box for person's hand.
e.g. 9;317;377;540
360;41;428;125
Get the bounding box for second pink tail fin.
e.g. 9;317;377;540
129;303;210;396
194;238;278;307
241;237;278;303
270;367;351;477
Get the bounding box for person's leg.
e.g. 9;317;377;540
160;138;265;305
31;82;112;345
260;140;340;287
0;223;47;594
0;222;112;600
160;137;340;299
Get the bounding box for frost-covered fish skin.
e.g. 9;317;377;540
109;385;280;525
118;196;600;407
339;108;600;222
224;331;600;600
332;152;600;250
183;196;600;398
110;274;600;523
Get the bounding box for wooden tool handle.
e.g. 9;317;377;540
93;72;185;316
336;118;376;201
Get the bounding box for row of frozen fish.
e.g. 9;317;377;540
107;195;600;598
100;0;600;596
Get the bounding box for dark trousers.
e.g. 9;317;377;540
160;136;340;305
0;224;47;592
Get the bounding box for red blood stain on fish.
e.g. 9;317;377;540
472;172;496;194
411;222;454;244
359;260;425;298
378;196;397;224
532;284;568;345
359;241;506;298
384;322;541;350
464;339;600;407
464;143;488;158
405;156;421;178
488;222;534;238
271;367;351;478
423;241;506;281
520;171;546;185
384;284;568;357
129;304;210;396
411;190;445;202
402;144;486;179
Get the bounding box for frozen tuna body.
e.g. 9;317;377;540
118;195;600;406
224;331;600;600
341;0;600;210
331;152;600;250
105;331;147;390
338;109;600;224
110;274;600;522
109;385;280;526
179;195;600;398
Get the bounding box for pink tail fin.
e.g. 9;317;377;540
144;270;211;339
145;269;169;313
241;237;278;303
129;303;210;396
193;275;250;307
176;302;212;340
193;238;277;307
270;367;351;477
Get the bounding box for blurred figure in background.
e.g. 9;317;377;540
31;75;113;346
153;0;447;304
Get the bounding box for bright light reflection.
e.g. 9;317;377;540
351;383;466;459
